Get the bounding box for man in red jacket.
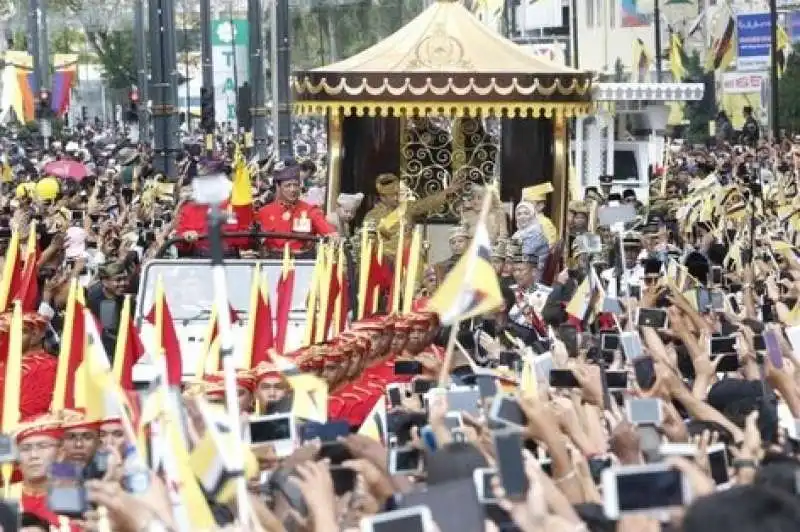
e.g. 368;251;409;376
174;160;253;257
257;164;336;257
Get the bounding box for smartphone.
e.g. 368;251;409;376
47;462;87;518
473;467;498;503
659;443;730;487
625;398;662;426
475;374;497;398
246;414;295;456
359;506;433;532
0;500;19;532
387;384;404;408
710;291;725;312
388;447;422;475
316;442;354;465
709;336;737;355
329;466;357;496
558;324;578;356
394;360;423;375
445;388;481;416
300;420;350;443
601;333;620;352
549;369;580;388
712;353;739;372
493;430;529;501
606;370;628;390
444;412;463;431
412;379;434;395
753;334;766;352
728;294;741;315
711;266;723;286
488;395;528;430
602;463;691;519
0;434;15;463
764;330;784;369
620;332;643;360
632;357;656;390
635;308;668;329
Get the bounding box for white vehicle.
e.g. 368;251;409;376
132;258;316;384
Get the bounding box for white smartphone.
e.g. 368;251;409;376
602;463;692;519
620;331;643;360
488;395;527;431
388;447;423;476
625;398;663;426
245;413;296;457
360;505;433;532
444;411;464;431
658;442;730;488
473;467;498;503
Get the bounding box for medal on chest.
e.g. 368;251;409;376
293;211;311;233
282;211;291;221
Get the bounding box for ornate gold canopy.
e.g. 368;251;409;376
292;0;594;118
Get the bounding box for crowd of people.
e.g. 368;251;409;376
2;113;800;532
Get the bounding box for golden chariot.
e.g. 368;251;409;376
291;0;594;233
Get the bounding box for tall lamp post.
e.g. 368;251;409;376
654;0;662;82
769;0;779;140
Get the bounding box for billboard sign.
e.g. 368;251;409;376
211;19;250;125
737;13;771;71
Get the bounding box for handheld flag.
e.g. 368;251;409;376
427;221;503;325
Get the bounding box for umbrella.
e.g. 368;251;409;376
43;160;90;181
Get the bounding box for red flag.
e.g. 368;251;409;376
324;265;340;337
118;316;146;390
250;287;274;367
365;252;392;316
275;269;295;353
64;301;86;408
145;293;183;386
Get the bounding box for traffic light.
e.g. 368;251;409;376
127;86;139;123
37;89;51;119
200;87;214;133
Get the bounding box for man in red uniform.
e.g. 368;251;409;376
174;160;253;257
13;414;79;530
257;164;336;256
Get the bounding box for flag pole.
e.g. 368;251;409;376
206;201;250;525
437;185;495;387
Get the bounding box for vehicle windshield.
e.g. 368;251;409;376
135;259;316;322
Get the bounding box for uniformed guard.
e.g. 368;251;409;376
601;232;644;298
257;164;336;256
508;253;550;336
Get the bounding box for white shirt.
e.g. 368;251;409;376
602;265;644;298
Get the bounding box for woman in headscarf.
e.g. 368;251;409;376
326;192;364;238
512;201;551;277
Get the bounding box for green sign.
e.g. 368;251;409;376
211;19;249;46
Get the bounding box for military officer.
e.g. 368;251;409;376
257;164;337;255
601;232;644;298
508;253;550;336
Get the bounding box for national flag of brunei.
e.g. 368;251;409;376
427;221;504;325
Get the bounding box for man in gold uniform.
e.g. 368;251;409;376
363;173;465;258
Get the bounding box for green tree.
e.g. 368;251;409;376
778;43;800;133
49;0;137;89
682;50;715;144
